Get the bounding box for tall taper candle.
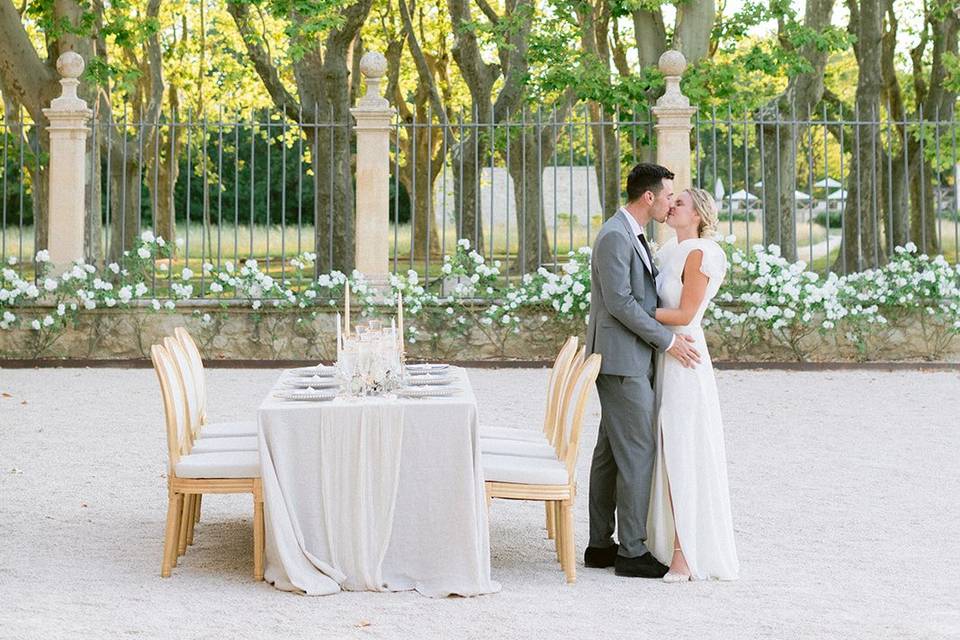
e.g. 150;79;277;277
397;291;404;353
336;311;342;359
391;316;397;361
344;280;351;336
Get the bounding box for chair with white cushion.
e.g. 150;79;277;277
483;353;601;583
150;343;264;580
480;336;578;448
162;336;257;544
481;345;584;459
174;327;258;439
482;344;584;544
163;337;256;454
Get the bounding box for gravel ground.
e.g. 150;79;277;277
1;367;958;640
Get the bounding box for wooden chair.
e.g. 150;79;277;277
162;336;258;542
163;336;257;454
479;335;579;448
150;343;264;580
482;353;602;583
173;327;258;439
482;345;584;543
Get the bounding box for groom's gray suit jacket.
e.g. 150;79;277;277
586;211;674;376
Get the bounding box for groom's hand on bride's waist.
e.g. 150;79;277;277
666;334;700;368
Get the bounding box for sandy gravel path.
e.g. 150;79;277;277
1;367;957;639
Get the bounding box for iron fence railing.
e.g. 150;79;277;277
2;104;958;297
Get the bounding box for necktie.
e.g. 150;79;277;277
637;233;654;273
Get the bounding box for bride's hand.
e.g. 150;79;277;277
666;334;700;368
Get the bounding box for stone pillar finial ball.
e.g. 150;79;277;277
359;52;387;80
658;50;686;77
56;52;85;79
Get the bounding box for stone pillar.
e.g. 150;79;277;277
652;50;696;193
350;52;395;288
42;52;92;271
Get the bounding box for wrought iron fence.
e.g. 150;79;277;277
0;112;42;277
2;104;958;297
693;104;960;273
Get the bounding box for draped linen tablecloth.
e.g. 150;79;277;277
257;368;499;597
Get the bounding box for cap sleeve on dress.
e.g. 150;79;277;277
696;240;727;283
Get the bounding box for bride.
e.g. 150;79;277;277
647;188;739;582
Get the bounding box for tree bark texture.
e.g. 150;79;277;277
228;0;373;273
447;0;537;261
758;0;835;263
834;0;885;273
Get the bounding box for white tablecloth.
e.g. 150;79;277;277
257;368;500;597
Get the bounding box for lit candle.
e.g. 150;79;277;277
397;291;404;354
344;279;351;336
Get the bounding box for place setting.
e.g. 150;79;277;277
272;289;461;403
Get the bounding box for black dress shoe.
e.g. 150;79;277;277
584;544;619;568
614;552;669;578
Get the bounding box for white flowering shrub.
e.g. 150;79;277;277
519;247;593;325
2;233;958;361
704;241;829;359
389;269;445;349
440;239;502;296
833;243;960;358
704;238;960;360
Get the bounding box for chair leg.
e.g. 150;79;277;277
186;494;197;547
193;494;202;525
553;502;563;561
253;492;264;581
162;492;183;577
177;494;192;557
561;500;576;583
546;502;556;540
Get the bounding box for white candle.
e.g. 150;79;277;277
344;280;351;336
336;312;342;359
397;291;404;354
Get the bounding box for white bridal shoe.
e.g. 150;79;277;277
663;549;692;582
662;571;692;583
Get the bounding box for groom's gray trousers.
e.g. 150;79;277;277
588;371;658;557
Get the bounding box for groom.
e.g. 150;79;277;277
584;163;700;578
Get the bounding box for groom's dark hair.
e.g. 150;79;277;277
626;163;675;202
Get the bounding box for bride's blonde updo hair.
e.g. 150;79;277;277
685;188;719;238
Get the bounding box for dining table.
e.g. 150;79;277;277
256;366;500;597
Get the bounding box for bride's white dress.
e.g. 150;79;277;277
647;237;739;580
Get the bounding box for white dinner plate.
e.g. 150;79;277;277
274;388;338;401
288;365;337;378
406;375;453;386
406;363;449;374
397;385;460;398
282;377;340;389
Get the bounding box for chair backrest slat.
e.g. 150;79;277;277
542;336;579;438
557;353;602;477
174;327;207;423
546;346;585;450
150;344;189;468
164;336;201;443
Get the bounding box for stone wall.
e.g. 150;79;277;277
1;305;957;362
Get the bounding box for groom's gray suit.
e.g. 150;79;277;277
586;209;674;558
